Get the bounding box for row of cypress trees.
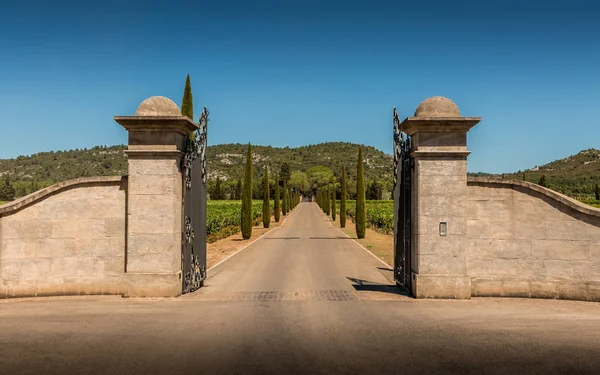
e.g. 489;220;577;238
316;147;366;238
240;143;300;239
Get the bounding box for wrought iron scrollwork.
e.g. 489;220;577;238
182;107;209;189
393;106;413;292
184;254;205;293
393;107;411;190
184;216;194;244
181;106;209;294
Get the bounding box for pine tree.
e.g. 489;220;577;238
595;183;600;201
356;147;367;239
522;172;526;181
340;167;347;228
274;173;281;222
241;143;253;239
181;74;194;140
263;166;270;228
331;183;336;221
0;177;15;201
538;175;548;188
282;179;288;216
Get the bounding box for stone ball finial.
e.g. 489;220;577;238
136;96;182;116
414;96;461;117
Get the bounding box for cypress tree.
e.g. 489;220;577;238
282;180;288;215
356;147;367;239
538;175;548;188
235;179;242;200
596;183;600;201
241;143;253;239
325;184;330;215
181;74;194;140
262;166;270;228
340;167;347;228
274;173;281;222
331;183;336;221
213;176;224;200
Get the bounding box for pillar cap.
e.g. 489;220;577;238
136;96;182;116
414;96;460;117
114;96;198;134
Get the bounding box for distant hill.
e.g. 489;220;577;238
207;142;392;182
469;148;600;198
0;142;393;199
3;143;598;201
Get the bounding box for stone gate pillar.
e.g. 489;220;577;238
114;96;198;297
400;97;480;299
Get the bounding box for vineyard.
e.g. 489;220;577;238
207;200;274;243
338;200;395;235
207;199;395;243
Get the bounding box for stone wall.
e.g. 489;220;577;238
467;178;600;301
0;177;127;298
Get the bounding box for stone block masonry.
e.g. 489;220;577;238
467;178;600;301
0;95;199;299
0;177;127;298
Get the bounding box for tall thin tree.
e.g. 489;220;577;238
340;167;347;228
282;179;288;215
262;166;270;228
356;147;367;238
274;173;281;222
331;183;336;221
241;143;253;239
181;74;194;140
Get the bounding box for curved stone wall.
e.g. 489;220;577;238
0;176;127;298
466;178;600;301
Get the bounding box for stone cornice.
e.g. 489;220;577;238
124;150;185;158
467;177;600;218
412;150;471;158
0;176;126;217
113;116;198;135
400;117;481;135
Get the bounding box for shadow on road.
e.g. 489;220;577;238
347;277;410;296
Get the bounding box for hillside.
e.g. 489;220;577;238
207;142;392;182
469;148;600;198
3;143;598;201
0;142;393;199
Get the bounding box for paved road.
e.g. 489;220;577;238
2;202;600;375
190;201;398;298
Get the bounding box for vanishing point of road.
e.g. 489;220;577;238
2;202;600;374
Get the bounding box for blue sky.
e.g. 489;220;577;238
0;0;598;173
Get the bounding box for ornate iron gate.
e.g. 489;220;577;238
393;107;413;293
181;107;209;293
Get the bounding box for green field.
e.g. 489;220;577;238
207;200;275;243
580;199;600;208
336;200;394;235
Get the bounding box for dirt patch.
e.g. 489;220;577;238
327;213;394;268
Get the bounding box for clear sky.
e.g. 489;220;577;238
0;0;598;173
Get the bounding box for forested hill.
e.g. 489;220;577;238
2;143;599;200
469;148;600;197
207;142;392;182
0;142;393;198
